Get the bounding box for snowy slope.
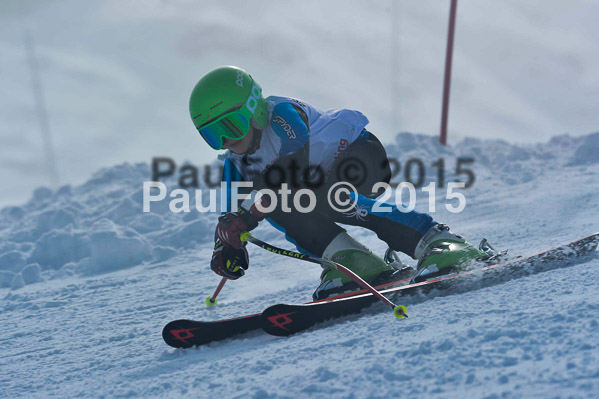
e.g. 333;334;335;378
1;132;598;398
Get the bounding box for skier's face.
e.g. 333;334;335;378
222;127;254;154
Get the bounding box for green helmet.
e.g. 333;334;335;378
189;66;268;150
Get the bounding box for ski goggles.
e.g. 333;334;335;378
196;105;251;150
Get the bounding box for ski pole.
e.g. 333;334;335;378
240;232;407;318
205;277;227;307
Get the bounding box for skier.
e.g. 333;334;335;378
189;66;489;299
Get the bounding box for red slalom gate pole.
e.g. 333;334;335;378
440;0;458;146
205;277;227;307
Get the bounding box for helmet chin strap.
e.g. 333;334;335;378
241;127;262;166
244;127;263;156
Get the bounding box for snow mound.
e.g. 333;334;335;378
386;131;596;186
0;162;216;285
568;132;599;166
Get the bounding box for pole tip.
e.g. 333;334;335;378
394;305;408;319
205;296;218;307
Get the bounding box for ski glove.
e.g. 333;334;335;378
216;203;267;249
211;239;250;280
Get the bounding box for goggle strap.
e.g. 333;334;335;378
221;117;245;137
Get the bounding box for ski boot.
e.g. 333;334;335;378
312;232;404;300
412;224;499;283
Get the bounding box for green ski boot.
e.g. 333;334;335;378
412;224;497;283
312;232;396;300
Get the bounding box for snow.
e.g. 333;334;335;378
1;131;598;398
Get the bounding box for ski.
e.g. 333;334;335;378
163;233;598;347
162;272;413;348
261;233;599;337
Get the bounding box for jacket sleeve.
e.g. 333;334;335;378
270;102;310;157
